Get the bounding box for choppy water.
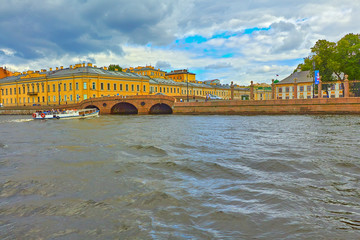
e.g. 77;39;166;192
0;114;360;239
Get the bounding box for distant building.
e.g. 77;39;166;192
123;65;166;79
275;70;345;99
165;69;196;83
0;67;13;79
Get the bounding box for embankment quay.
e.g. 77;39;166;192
1;95;360;115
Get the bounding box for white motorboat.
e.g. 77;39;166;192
32;108;99;120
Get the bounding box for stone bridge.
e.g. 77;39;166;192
77;95;176;114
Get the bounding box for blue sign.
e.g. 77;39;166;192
314;70;320;84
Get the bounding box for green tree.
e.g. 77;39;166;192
298;33;360;81
310;39;337;81
336;33;360;80
108;64;122;71
298;56;314;73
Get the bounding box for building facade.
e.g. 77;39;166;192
0;63;251;107
165;69;196;83
275;70;345;99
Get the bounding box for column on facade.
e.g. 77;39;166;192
230;81;234;100
293;78;298;99
344;74;349;98
317;76;322;98
271;79;275;100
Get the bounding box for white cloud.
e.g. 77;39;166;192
0;48;16;56
0;0;359;85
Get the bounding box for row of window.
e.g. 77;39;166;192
96;82;146;92
278;84;343;93
148;86;225;96
1;82;149;96
1;82;79;95
278;86;313;93
1;94;82;104
138;71;164;76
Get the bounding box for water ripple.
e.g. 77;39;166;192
1;115;360;239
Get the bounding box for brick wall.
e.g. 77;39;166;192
173;98;360;115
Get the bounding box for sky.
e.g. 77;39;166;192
0;0;359;85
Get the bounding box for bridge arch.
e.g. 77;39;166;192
149;103;173;114
84;105;100;111
111;102;138;115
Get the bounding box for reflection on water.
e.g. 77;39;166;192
0;114;360;239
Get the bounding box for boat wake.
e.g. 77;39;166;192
3;119;33;123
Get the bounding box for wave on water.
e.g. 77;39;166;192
0;143;8;149
124;145;168;157
0;118;33;123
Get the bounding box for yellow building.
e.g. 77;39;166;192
0;63;149;107
276;70;348;99
0;63;253;107
275;71;314;99
253;87;272;100
149;77;250;100
165;69;196;83
123;65;166;79
0;67;13;79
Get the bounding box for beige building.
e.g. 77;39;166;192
276;70;345;99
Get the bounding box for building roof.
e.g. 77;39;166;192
149;77;248;90
0;66;147;84
276;70;313;84
165;69;195;76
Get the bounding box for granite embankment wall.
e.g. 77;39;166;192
2;97;360;115
173;98;360;115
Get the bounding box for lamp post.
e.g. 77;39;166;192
312;54;315;99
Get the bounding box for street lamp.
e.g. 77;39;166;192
312;53;315;98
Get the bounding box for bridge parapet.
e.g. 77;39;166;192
79;95;176;114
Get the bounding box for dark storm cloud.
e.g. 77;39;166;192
0;0;176;60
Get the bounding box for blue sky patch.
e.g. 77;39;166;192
243;27;271;34
264;58;304;66
183;35;207;44
221;53;234;58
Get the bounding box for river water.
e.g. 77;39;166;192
0;114;359;239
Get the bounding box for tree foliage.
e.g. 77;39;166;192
298;33;360;81
108;64;122;71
